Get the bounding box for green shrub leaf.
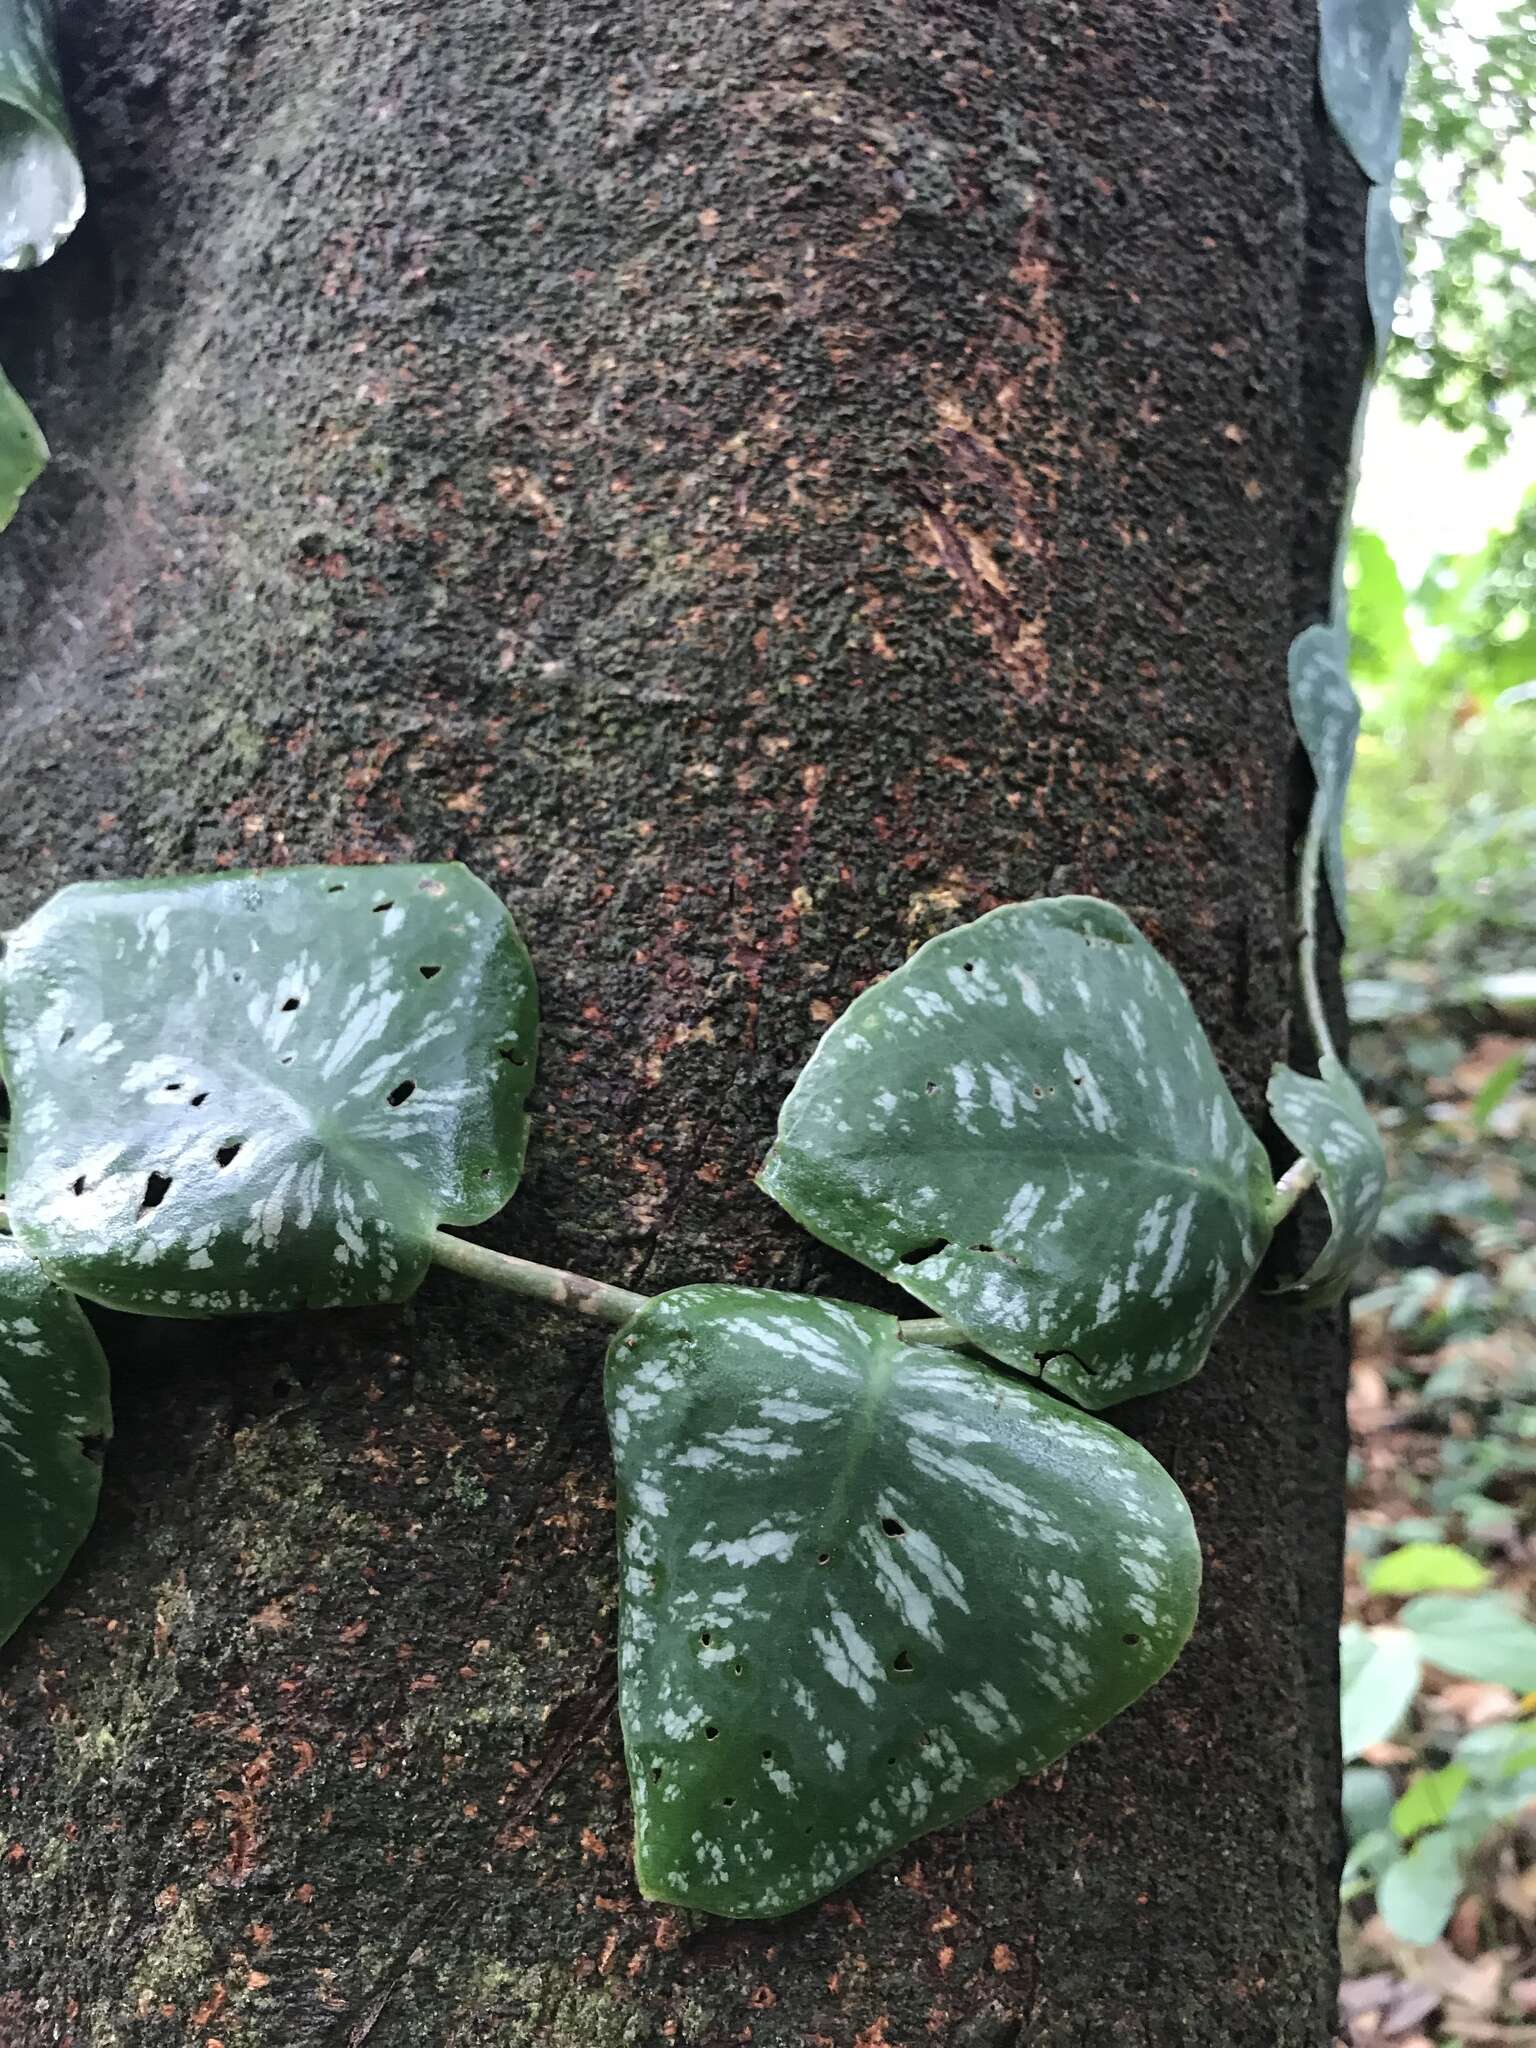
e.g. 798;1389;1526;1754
759;898;1274;1411
1365;1542;1491;1597
0;361;46;530
1399;1592;1536;1692
1391;1761;1470;1839
1341;1623;1421;1759
0;865;537;1316
1288;623;1360;935
0;0;84;271
1267;1057;1387;1307
1318;0;1413;187
1;1236;111;1647
1376;1827;1465;1946
608;1286;1201;1918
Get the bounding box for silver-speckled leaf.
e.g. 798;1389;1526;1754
0;359;46;530
1318;0;1413;186
1366;185;1404;370
0;865;537;1316
0;0;83;270
1267;1057;1386;1308
1;1235;111;1646
1289;623;1360;935
758;898;1274;1411
609;1286;1200;1918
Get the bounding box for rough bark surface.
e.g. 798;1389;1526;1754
0;2;1368;2042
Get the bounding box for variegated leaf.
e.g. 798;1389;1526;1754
1318;0;1413;187
0;360;46;530
0;865;537;1316
609;1286;1200;1918
1;1234;111;1646
1268;1057;1386;1308
1289;623;1360;935
759;898;1274;1410
1;0;84;271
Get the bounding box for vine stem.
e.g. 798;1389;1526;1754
430;1230;967;1348
1263;1154;1319;1229
1296;792;1338;1067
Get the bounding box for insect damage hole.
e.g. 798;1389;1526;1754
880;1516;906;1538
387;1079;417;1108
897;1239;946;1267
497;1046;527;1068
191;1092;208;1107
70;1174;86;1196
892;1650;914;1674
138;1171;173;1216
371;899;395;915
419;963;443;980
280;996;301;1012
704;1725;719;1742
216;1141;244;1169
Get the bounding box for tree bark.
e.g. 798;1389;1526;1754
0;2;1366;2042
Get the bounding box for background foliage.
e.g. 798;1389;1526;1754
1338;5;1536;2037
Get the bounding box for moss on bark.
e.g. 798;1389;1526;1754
0;1;1365;2040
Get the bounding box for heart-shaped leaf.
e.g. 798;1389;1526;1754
758;898;1274;1410
0;360;46;530
1;0;84;272
0;864;537;1316
1366;185;1403;371
1288;623;1360;936
608;1286;1200;1918
1;1235;111;1647
1318;0;1413;187
1267;1057;1386;1307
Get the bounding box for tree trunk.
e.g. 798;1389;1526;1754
0;2;1366;2042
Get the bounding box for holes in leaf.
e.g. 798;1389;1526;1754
372;899;395;915
191;1092;208;1107
704;1725;719;1742
57;1024;75;1046
897;1240;946;1267
761;1748;774;1762
816;1550;832;1566
216;1141;244;1169
1123;1633;1141;1647
881;1516;906;1538
280;996;300;1012
962;960;975;973
732;1661;743;1678
71;1175;86;1197
419;964;443;981
78;1432;108;1466
280;1054;295;1067
165;1081;183;1092
498;1046;527;1069
326;882;346;894
231;970;243;984
139;1171;173;1216
924;1080;937;1095
650;1764;664;1784
699;1631;712;1648
387;1079;417;1108
892;1650;914;1674
721;1796;736;1810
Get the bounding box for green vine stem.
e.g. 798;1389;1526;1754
1264;1153;1320;1230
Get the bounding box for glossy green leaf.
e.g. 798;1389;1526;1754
1341;1623;1420;1759
1365;184;1404;370
0;0;83;270
759;898;1274;1411
0;359;46;530
1267;1057;1387;1308
1365;1542;1491;1597
1318;0;1413;187
1288;623;1360;935
1400;1593;1536;1692
608;1286;1200;1919
0;864;537;1316
0;1235;110;1647
1376;1827;1465;1946
1391;1761;1470;1839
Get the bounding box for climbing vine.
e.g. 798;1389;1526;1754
0;0;1408;1925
